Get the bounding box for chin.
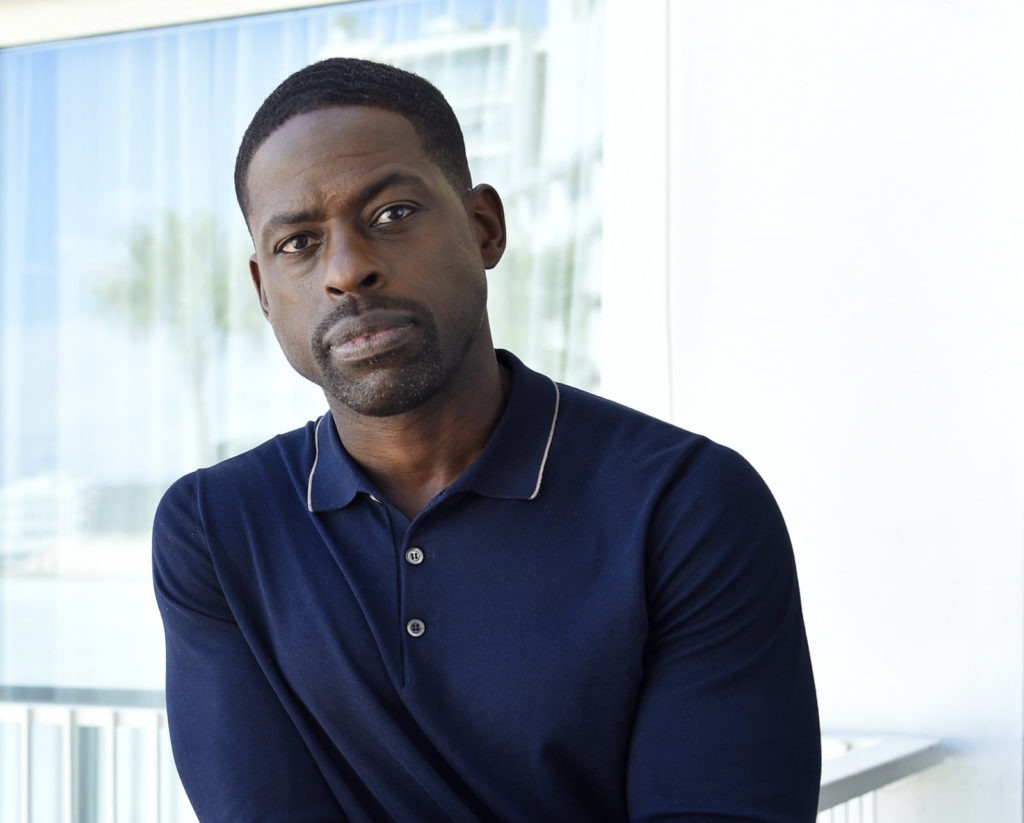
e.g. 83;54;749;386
323;361;445;418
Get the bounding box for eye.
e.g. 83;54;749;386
372;204;417;226
275;233;318;255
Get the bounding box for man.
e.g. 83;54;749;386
153;58;820;822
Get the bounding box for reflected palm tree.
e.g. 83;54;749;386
95;211;259;464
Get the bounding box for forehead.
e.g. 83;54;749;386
245;106;439;218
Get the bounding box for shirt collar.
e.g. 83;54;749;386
306;350;560;513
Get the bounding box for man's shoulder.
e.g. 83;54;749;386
152;419;326;578
555;380;707;455
159;418;321;513
550;380;768;498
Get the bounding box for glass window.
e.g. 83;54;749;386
0;0;602;817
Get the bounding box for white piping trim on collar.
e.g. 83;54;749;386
307;414;327;512
306;378;559;508
529;379;560;500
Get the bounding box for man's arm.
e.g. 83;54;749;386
153;473;343;822
626;444;821;822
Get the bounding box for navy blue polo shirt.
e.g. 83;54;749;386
153;350;820;822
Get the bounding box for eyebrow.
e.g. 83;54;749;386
259;171;430;245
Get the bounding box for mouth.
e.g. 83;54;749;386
319;310;417;363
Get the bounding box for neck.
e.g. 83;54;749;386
328;349;509;519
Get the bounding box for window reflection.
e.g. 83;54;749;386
0;0;601;693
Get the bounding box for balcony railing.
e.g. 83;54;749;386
817;734;944;821
0;687;194;823
0;686;943;822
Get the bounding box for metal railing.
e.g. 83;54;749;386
1;687;942;823
0;687;194;823
816;734;944;822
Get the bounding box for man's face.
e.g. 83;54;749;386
246;106;505;417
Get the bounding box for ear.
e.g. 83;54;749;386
467;184;507;269
249;254;271;320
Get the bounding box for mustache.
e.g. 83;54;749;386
312;295;428;346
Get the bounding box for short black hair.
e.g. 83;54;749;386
234;57;472;220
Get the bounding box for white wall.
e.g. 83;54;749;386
605;2;1024;820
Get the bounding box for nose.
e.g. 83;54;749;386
323;225;385;296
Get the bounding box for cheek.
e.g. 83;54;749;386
263;292;321;381
438;268;488;339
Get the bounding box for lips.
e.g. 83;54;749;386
319;309;416;362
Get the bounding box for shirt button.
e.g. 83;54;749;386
405;547;425;565
406;619;426;638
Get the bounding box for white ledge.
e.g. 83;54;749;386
818;734;944;811
0;695;948;813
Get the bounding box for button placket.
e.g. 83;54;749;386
403;543;427;640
